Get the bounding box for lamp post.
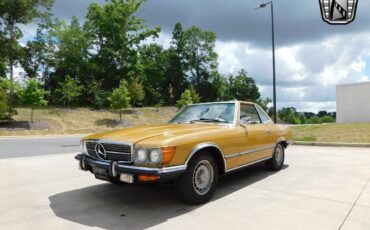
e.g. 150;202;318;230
255;1;277;123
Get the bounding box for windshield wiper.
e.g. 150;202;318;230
190;118;228;124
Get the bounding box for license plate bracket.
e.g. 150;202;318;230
92;167;110;180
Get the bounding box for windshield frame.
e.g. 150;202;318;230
169;101;238;126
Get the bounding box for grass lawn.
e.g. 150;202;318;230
0;107;177;136
291;123;370;143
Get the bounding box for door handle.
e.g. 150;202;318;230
266;129;272;134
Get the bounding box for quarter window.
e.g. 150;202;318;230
256;105;272;123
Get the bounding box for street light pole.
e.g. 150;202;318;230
255;1;277;123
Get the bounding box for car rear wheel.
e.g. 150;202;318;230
175;152;218;204
266;143;285;171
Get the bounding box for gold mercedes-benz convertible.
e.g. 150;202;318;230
76;101;292;204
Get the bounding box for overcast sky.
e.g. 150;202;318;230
20;0;370;112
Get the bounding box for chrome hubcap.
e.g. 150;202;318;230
193;160;214;195
275;145;283;164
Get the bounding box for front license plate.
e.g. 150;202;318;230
92;167;109;180
120;173;134;183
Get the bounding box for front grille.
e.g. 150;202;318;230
86;141;132;162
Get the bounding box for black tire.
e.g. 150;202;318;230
175;152;218;204
266;143;285;171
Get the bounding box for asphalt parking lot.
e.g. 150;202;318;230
0;144;369;230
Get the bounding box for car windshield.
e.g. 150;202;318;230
169;103;235;124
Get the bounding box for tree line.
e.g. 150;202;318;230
277;107;336;124
0;0;332;125
0;0;267;121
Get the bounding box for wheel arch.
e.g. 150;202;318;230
276;136;288;148
185;142;226;175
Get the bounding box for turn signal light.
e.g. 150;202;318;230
161;146;176;165
137;174;160;182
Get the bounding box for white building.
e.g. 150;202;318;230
336;82;370;123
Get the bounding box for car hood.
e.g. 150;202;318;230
83;123;226;144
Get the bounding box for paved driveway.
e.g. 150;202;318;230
0;145;369;230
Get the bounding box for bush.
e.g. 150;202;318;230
22;78;48;123
307;116;321;124
176;89;193;109
55;75;82;107
320;115;335;123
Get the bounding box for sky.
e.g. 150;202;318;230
20;0;370;113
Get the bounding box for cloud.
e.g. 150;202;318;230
215;32;370;112
49;0;370;47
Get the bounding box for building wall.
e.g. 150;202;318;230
336;82;370;123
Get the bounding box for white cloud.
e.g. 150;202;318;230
213;32;370;112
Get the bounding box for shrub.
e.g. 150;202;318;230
109;80;130;122
176;89;193;109
22;78;48;123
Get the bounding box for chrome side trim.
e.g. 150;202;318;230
185;142;227;173
225;156;273;173
224;145;275;159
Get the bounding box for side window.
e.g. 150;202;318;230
256;105;272;123
240;104;261;124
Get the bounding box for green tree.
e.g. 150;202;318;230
257;98;272;112
138;44;167;105
86;79;107;109
128;78;145;110
278;107;302;124
307;115;321;124
225;70;261;102
0;0;54;102
189;88;200;103
47;17;91;102
182;26;218;99
320;115;335;123
317;110;328;118
0;78;17;121
176;89;193;109
164;23;187;102
110;80;130;122
84;0;160;88
22;78;48;123
55;75;82;107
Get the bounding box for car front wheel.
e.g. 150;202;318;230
175;152;218;204
266;143;285;171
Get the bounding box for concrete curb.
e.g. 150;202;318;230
293;141;370;148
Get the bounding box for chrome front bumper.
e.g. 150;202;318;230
75;154;187;182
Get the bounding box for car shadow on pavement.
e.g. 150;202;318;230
49;163;289;230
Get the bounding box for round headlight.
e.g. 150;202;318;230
80;141;87;154
149;149;162;164
136;148;148;163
